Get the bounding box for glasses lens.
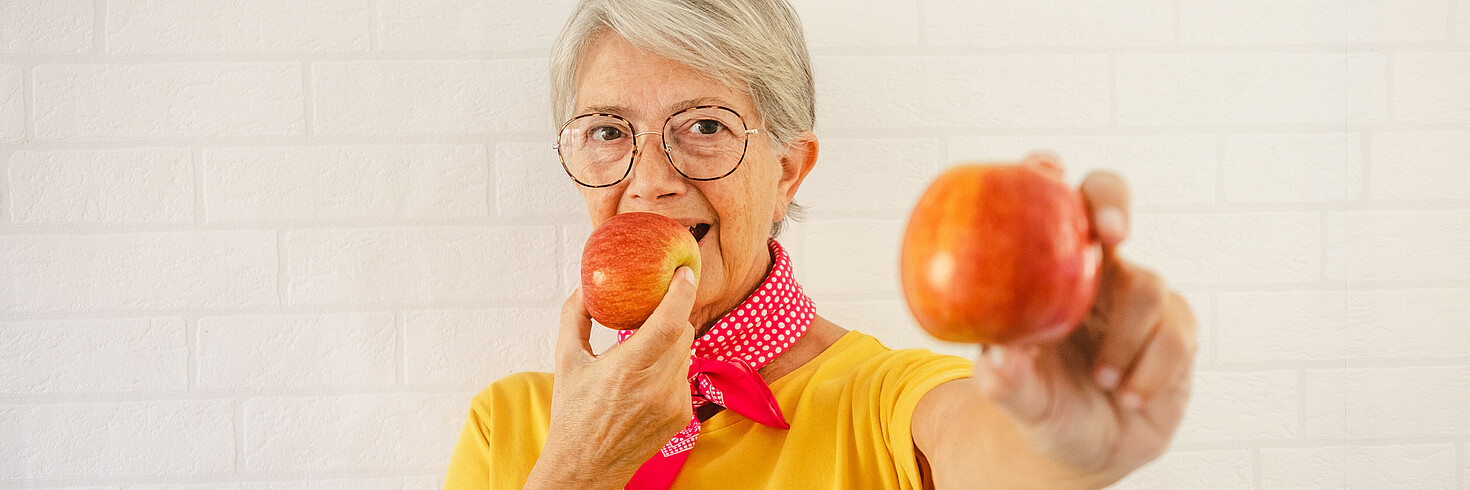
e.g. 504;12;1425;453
664;107;748;180
559;115;634;186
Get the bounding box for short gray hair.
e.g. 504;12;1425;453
549;0;815;237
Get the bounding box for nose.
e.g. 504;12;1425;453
624;131;686;201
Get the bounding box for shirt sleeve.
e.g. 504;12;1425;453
443;372;555;490
874;349;974;488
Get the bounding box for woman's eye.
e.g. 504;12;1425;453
591;126;624;141
690;120;724;135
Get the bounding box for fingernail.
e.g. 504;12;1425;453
1119;391;1143;410
984;345;1006;369
1096;366;1120;390
1096;207;1125;238
677;267;696;285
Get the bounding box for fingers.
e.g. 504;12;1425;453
1116;292;1199;409
1021;151;1066;181
556;288;595;370
972;344;1051;424
1079;170;1132;249
617;266;699;368
1090;265;1167;396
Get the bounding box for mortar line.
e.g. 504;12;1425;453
1252;447;1262;489
193;146;205;225
302;62;315;138
94;0;105;55
185;316;198;392
395;310;406;386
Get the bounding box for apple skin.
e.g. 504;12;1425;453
900;163;1101;345
581;212;702;330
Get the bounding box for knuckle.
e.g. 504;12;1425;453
1127;268;1167;311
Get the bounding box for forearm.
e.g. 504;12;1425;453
916;381;1121;490
523;447;636;490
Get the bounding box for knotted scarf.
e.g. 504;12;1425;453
618;239;815;489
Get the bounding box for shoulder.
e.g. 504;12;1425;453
468;371;555;415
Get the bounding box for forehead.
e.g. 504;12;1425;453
574;32;756;123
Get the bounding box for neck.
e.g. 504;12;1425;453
691;245;774;337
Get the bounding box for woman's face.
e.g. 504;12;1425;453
571;32;815;330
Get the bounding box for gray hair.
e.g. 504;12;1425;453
549;0;814;237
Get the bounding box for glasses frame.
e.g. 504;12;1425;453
553;104;760;188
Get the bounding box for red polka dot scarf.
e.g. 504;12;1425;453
619;239;815;490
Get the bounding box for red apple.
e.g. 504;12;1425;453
581;212;702;330
900;163;1100;344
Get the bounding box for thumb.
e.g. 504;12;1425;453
972;344;1051;424
617;266;699;367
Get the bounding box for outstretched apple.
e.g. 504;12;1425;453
581;212;702;330
900;162;1101;344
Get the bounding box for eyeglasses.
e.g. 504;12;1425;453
553;105;759;188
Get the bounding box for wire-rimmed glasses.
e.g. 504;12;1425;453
554;105;759;188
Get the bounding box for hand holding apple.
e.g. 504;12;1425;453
900;161;1101;345
581;212;702;330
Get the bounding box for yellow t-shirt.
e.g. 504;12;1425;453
443;331;974;489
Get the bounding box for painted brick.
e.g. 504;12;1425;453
947;135;1218;206
798;138;940;214
1306;366;1470;438
1345;289;1470;359
402;308;559;387
2;65;22;142
32;63;305;139
106;0;369;53
1216;291;1346;363
0;232;278;313
1221;133;1363;203
817;299;975;358
1462;0;1470;43
1347;52;1388;123
1182;0;1450;45
283;227;558;306
134;479;405;490
562;223;592;296
0;0;94;54
1393;53;1470;123
0;401;234;479
1325;210;1470;283
1346;0;1455;43
1369;131;1470;201
203;145;489;222
378;0;576;52
799;219;905;295
813;55;1110;130
1260;444;1459;489
1127;212;1321;285
1111;450;1253;489
242;393;466;473
9;148;194;224
923;0;1173;47
196;313;395;390
1174;371;1298;444
795;0;918;48
312;61;549;136
404;477;442;490
0;318;187;394
1117;54;1351;126
494;143;587;218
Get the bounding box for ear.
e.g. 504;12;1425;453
773;132;819;223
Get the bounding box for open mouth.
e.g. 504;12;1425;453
688;223;711;243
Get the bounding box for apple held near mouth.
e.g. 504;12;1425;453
900;163;1101;345
581;212;702;330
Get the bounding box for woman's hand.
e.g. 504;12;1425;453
970;155;1199;483
525;267;700;489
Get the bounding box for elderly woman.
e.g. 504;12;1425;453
445;0;1197;488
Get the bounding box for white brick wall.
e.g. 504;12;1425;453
3;0;1467;488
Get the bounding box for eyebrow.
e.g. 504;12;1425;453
580;97;733;117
